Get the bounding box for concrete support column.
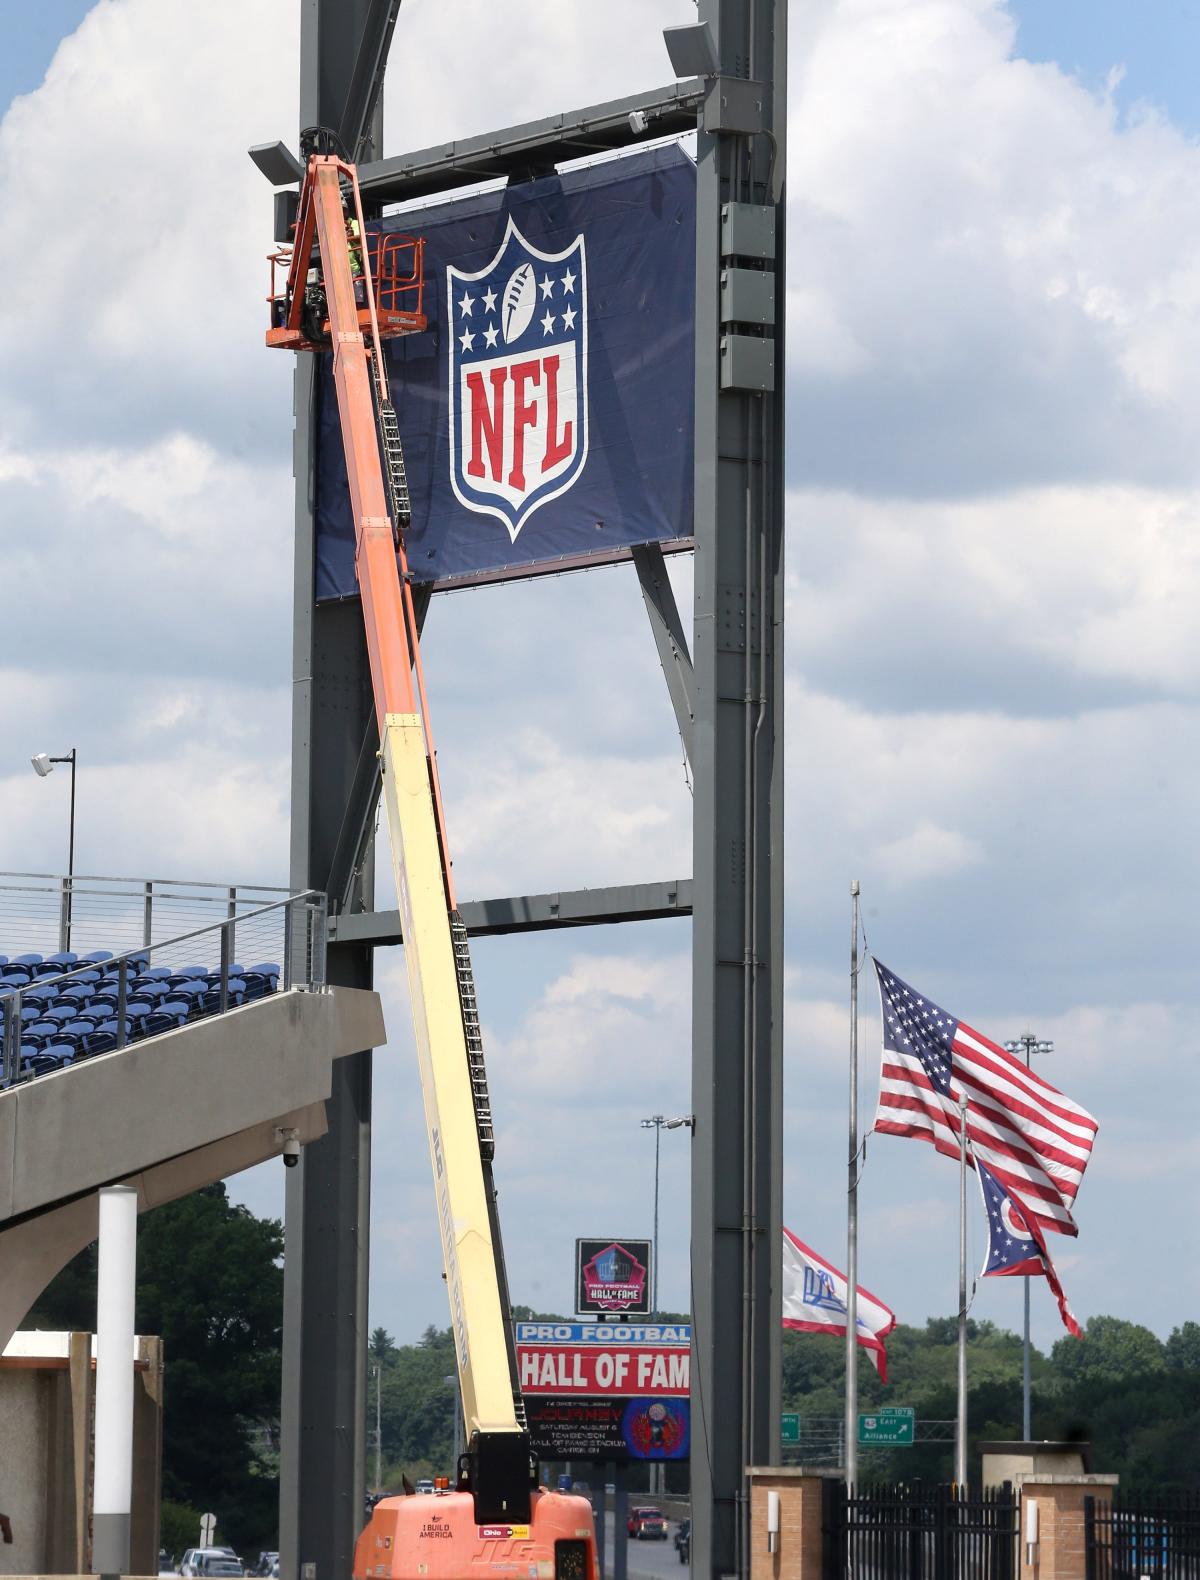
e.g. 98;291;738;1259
93;1185;138;1578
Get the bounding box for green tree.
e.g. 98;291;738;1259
1166;1321;1200;1371
26;1183;283;1555
160;1500;203;1563
1050;1315;1166;1383
371;1326;396;1362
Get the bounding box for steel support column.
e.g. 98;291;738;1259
280;4;395;1574
690;4;786;1580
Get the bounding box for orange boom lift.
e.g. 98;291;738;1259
267;156;598;1580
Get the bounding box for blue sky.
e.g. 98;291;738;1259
2;0;1198;1365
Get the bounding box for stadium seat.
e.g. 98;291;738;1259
143;1001;189;1037
82;950;114;963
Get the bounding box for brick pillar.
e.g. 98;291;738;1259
1018;1474;1118;1580
748;1468;840;1580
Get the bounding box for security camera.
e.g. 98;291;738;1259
628;109;649;136
31;754;52;777
276;1127;301;1168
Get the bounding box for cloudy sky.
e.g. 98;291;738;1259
3;0;1198;1362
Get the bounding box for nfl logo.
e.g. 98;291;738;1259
447;218;587;540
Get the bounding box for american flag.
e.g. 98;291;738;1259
976;1159;1081;1338
872;960;1098;1237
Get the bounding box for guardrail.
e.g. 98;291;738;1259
0;889;327;1087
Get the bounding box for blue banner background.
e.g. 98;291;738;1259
315;143;695;598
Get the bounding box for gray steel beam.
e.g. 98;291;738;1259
324;585;431;917
328;879;693;946
631;543;695;765
335;0;403;162
357;80;704;204
281;3;389;1574
690;3;786;1580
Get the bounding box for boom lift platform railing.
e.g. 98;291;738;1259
267;153;590;1566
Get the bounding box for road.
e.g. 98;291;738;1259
601;1514;687;1580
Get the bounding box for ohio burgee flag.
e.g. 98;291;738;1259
976;1159;1082;1338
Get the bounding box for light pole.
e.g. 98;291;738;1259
639;1114;692;1498
373;1363;382;1491
1002;1032;1055;1442
31;749;77;950
639;1115;693;1317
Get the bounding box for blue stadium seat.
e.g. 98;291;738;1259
141;965;173;981
44;1005;75;1025
27;1019;58;1041
83;950;114;964
12;954;43;967
82;1026;119;1057
45;951;78;969
144;1000;189;1037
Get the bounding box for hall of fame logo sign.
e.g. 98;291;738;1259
447;219;588;540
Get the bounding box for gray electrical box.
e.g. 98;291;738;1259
721;268;776;327
721;202;776;261
703;76;766;135
720;334;775;393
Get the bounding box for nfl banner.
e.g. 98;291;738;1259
315;144;696;596
976;1160;1082;1338
782;1228;897;1380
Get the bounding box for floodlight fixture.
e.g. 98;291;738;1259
248;140;305;186
663;21;719;80
31;749;78;948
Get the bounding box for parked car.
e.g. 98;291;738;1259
674;1519;690;1564
180;1551;243;1577
628;1506;669;1540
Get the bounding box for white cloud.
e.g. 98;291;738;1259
873;822;985;884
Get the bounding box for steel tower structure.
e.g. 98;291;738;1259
275;2;785;1575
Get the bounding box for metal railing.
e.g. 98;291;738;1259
1086;1492;1200;1580
0;870;294;959
822;1479;1019;1580
1;889;327;1088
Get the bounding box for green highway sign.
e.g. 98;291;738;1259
858;1407;915;1446
781;1412;800;1445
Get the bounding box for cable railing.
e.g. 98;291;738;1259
0;889;327;1088
0;870;293;961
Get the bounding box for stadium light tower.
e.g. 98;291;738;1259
1002;1032;1055;1442
31;748;77;950
639;1114;693;1318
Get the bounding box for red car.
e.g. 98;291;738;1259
627;1507;668;1541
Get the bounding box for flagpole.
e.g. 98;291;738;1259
845;880;860;1489
955;1091;968;1489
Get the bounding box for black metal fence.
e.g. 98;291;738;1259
822;1479;1018;1580
1086;1491;1200;1580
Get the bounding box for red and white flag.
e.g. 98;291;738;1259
872;961;1098;1237
782;1229;897;1380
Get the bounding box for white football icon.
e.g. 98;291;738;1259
502;262;537;344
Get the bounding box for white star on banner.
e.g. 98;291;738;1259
561;268;576;294
459;327;475;351
539;274;555;300
562;306;577;330
483;322;499;348
540;311;556;335
482;288;497;313
459;292;474;317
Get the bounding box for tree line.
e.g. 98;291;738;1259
26;1190;1198;1555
